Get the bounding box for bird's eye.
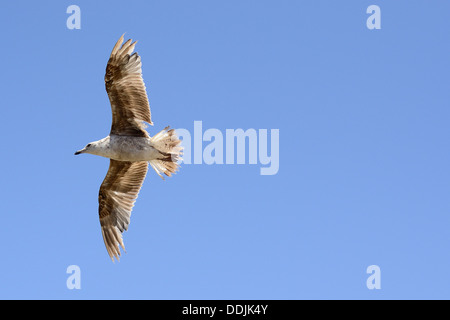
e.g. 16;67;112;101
87;144;92;148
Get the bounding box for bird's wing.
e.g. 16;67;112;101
98;159;148;261
105;34;152;138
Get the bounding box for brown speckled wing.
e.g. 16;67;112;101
105;34;152;138
98;159;148;261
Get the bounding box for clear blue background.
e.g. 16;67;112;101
0;0;449;299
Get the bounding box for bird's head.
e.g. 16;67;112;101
75;137;110;156
74;142;94;155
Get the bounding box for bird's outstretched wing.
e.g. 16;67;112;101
98;159;148;261
105;34;152;138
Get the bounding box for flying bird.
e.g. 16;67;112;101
75;34;182;262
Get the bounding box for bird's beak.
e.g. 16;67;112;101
74;148;85;155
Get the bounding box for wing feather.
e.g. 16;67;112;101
105;35;152;137
98;160;148;261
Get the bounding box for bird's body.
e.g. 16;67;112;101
75;34;182;262
85;135;162;162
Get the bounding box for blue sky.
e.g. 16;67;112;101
0;0;449;299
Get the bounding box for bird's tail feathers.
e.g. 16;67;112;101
149;126;183;179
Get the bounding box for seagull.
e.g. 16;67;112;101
75;34;182;262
